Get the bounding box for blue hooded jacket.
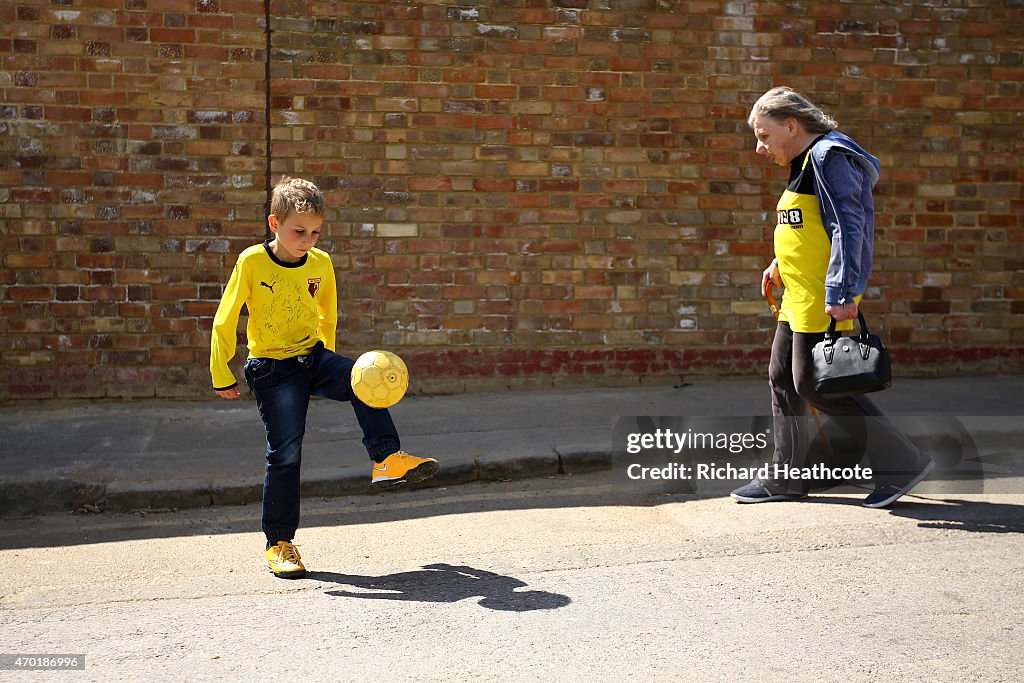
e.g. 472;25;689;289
808;131;881;307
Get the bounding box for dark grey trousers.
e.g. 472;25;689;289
769;321;928;491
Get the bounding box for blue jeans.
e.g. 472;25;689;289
244;343;400;543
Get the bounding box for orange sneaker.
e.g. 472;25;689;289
264;541;306;579
371;451;439;490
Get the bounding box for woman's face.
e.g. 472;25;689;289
750;114;801;167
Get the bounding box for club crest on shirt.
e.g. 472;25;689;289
307;278;321;298
777;208;803;228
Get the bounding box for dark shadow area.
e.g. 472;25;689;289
6;465;1023;551
0;473;671;549
885;498;1024;534
306;563;571;612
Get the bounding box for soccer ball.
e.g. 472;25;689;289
350;350;409;409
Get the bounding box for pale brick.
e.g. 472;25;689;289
375;223;419;238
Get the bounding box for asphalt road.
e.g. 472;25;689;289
2;469;1022;682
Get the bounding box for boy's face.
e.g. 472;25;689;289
268;211;324;262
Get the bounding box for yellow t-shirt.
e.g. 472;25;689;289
775;154;858;333
209;242;337;389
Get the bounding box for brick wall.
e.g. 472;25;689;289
1;0;1022;401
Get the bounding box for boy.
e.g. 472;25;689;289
210;177;438;578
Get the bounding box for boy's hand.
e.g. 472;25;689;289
215;386;240;399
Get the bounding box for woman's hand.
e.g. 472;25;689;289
761;261;781;298
825;302;859;322
215;386;240;399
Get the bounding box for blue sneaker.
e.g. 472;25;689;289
730;480;807;503
863;459;936;508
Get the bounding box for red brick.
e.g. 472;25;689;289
8;287;53;301
0;2;1020;400
474;178;516;192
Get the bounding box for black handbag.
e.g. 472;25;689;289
811;312;892;398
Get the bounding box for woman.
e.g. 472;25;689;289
731;87;934;508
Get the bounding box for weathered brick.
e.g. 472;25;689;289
0;0;1021;401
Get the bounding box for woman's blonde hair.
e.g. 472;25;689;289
747;87;837;134
270;176;325;220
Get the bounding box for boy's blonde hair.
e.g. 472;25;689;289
747;86;838;134
270;177;325;220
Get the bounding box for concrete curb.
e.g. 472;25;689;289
555;444;614;474
1;447;595;517
0;478;107;517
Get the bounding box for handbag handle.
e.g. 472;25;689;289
824;311;875;362
824;311;871;344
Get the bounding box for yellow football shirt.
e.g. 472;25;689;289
210;242;337;389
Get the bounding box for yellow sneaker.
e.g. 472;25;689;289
371;451;439;490
264;541;306;579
